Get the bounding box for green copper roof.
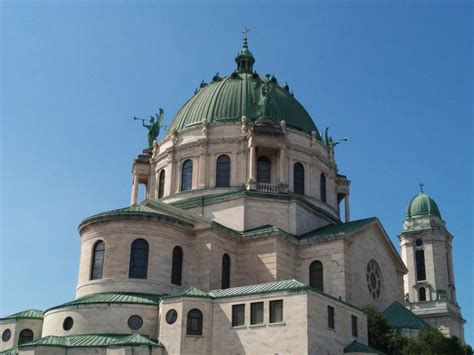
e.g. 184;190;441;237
168;72;318;134
79;204;194;230
209;279;308;299
0;309;43;321
46;292;162;312
344;340;384;354
406;192;441;219
162;287;211;300
299;217;377;241
18;334;160;349
382;301;430;330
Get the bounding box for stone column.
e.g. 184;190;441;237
239;137;247;187
247;144;257;190
345;194;350;222
154;169;160;198
130;175;139;206
197;144;208;188
279;147;286;184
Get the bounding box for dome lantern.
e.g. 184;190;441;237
235;27;255;73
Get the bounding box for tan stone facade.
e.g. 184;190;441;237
2;39;465;355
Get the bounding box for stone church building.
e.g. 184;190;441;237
0;36;465;354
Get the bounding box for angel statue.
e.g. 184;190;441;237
134;108;164;147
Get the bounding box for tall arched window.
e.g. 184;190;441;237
222;253;231;289
309;260;324;291
216;155;231;187
294;162;305;194
90;240;105;280
181;159;193;191
257;156;271;184
320;173;327;203
171;246;183;286
416;249;426;281
419;287;426;301
18;329;33;345
187;309;203;335
158;169;165;198
129;239;149;279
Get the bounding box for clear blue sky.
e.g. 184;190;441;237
1;0;472;345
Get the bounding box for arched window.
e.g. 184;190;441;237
309;260;324;291
18;329;33;345
222;253;231;289
187;309;203;335
90;240;105;280
416;249;426;281
129;239;149;279
257;156;271;184
181;159;193;191
419;287;426;301
294;162;305;194
216;155;231;187
158;169;165;198
171;246;183;285
320;173;327;203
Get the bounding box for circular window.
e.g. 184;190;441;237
166;309;178;324
63;316;74;331
2;329;11;342
366;260;383;300
128;315;143;330
416;239;423;247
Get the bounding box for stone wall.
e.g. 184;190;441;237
42;304;158;338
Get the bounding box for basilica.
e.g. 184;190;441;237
0;35;465;355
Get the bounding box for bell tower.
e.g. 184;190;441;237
399;185;465;340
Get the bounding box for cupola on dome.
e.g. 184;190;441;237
406;190;441;219
167;36;318;135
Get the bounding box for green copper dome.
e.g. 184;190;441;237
168;39;318;135
406;192;441;219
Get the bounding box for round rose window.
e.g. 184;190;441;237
366;259;383;300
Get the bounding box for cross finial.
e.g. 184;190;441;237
419;182;424;193
242;27;250;40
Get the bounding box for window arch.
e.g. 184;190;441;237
181;159;193;191
320;173;327;203
309;260;324;291
294;162;305;194
90;240;105;280
257;156;271;184
18;329;33;345
222;253;231;289
416;249;426;281
187;309;203;335
216;155;231;187
158;169;165;198
171;246;183;286
129;239;149;279
419;287;426;301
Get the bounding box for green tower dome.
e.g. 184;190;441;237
167;38;318;135
406;191;441;219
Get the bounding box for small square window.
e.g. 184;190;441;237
269;300;283;323
327;306;335;329
232;304;245;327
351;315;358;337
251;302;264;325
